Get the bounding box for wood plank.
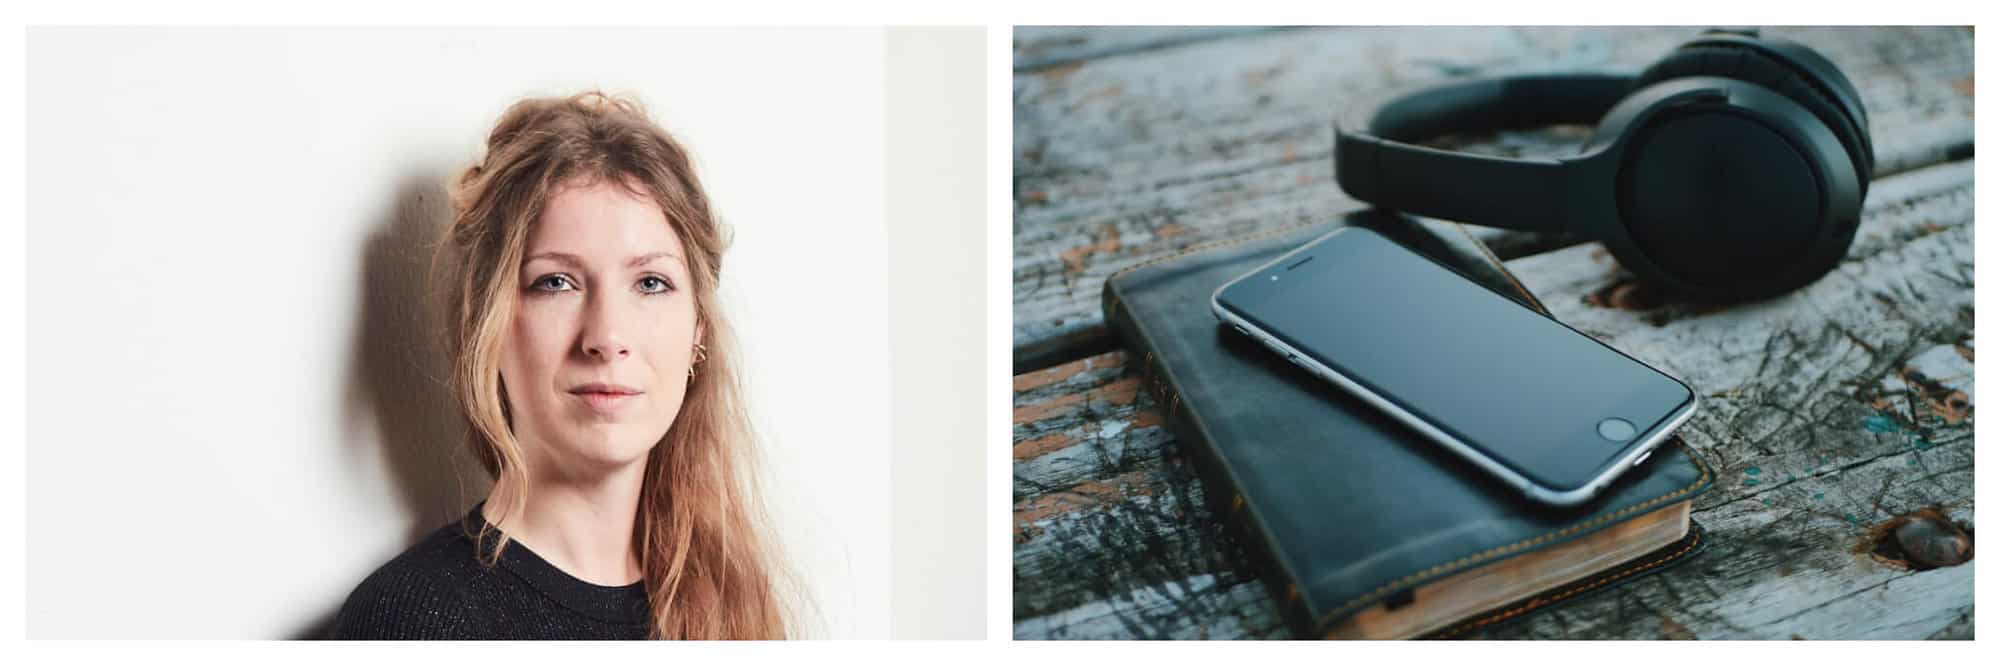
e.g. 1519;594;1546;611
1012;350;1174;502
1478;456;1973;639
1014;27;1287;72
1013;26;1974;371
1011;160;1975;639
1014;570;1287;640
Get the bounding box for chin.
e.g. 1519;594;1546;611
560;423;666;469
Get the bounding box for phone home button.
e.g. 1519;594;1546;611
1597;417;1637;442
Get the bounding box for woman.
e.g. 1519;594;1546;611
333;91;793;640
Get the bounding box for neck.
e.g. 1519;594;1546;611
483;456;648;587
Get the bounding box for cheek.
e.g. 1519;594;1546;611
499;304;571;399
650;327;696;420
647;300;701;366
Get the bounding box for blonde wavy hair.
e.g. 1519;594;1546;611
433;90;792;639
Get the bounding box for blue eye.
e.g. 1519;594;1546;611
530;275;576;293
638;276;675;294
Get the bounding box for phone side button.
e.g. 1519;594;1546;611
1632;449;1654;468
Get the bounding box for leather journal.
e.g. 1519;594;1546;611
1101;209;1715;639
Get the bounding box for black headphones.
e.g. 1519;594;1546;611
1335;30;1872;302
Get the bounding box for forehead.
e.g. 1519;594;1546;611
527;178;685;259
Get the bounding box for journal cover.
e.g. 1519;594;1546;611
1101;209;1715;638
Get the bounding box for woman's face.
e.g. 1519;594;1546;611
499;178;701;477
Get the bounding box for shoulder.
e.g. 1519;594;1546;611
330;521;490;640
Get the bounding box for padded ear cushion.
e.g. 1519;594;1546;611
1636;44;1872;198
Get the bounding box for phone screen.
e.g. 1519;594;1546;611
1215;227;1693;492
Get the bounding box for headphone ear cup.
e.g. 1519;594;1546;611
1636;44;1872;197
1613;107;1830;299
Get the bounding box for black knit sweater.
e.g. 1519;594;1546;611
331;503;652;640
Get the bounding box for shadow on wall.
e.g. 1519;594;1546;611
296;169;496;639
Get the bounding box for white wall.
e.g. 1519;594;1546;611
884;28;986;639
26;27;908;638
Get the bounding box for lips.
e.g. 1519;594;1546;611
569;382;644;414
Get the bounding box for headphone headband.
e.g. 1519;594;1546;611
1333;73;1634;234
1333;31;1871;302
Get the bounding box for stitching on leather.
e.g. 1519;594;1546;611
1323;445;1710;621
1449;220;1546;312
1115;257;1319;606
1106;218;1546;316
1106;218;1329;284
1429;524;1705;639
1101;214;1715;631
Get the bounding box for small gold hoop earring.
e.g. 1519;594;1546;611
688;342;708;378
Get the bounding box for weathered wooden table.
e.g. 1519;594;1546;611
1012;26;1974;640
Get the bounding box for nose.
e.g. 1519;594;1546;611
578;289;631;361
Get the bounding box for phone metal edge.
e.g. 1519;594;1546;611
1207;228;1701;507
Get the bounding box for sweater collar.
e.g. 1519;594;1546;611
463;502;652;628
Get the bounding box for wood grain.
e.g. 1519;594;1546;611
1013;26;1975;371
1014;27;1288;72
1011;158;1975;639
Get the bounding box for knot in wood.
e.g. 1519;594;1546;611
1893;511;1972;569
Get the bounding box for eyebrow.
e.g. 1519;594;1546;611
524;251;681;270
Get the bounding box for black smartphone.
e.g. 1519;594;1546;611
1210;226;1697;506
